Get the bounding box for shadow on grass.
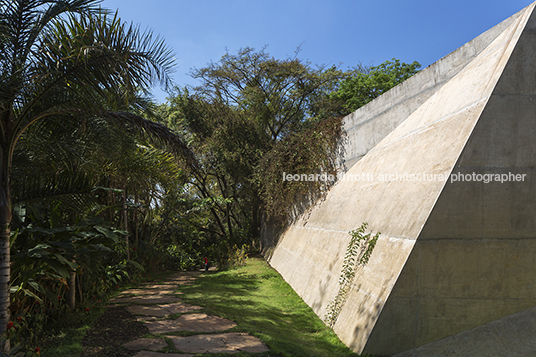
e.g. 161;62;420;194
177;258;361;357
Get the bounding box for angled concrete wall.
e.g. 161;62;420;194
268;2;536;355
394;306;536;357
368;9;536;353
342;5;522;169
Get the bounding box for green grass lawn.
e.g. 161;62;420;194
39;257;369;357
178;257;363;357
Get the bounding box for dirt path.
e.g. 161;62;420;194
90;270;269;356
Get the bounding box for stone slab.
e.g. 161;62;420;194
120;288;178;295
167;332;269;354
133;351;195;357
144;313;236;334
126;302;202;317
109;295;181;305
136;316;159;322
124;338;168;351
140;284;180;289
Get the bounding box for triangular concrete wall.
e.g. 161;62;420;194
342;5;524;169
267;2;536;355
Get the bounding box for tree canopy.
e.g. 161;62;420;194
0;3;421;351
189;47;345;141
331;58;421;114
156;47;348;262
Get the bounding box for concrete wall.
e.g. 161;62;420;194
365;12;536;353
394;306;536;357
268;2;536;355
342;6;521;169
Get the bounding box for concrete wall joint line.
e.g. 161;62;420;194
367;97;490;155
343;85;447;132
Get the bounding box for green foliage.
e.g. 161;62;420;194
8;197;141;353
0;0;181;344
160;90;262;251
190;46;345;141
324;222;380;328
133;240;201;272
332;58;421;114
95;259;144;293
179;257;360;357
5;67;190;353
159;48;347;260
1;312;44;357
11;217;120;304
255;115;344;222
0;334;38;357
163;245;201;270
226;244;250;269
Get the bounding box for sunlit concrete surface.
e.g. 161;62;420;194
267;2;536;355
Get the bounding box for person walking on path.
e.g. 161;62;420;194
204;257;209;272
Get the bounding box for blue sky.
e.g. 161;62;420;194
101;0;534;103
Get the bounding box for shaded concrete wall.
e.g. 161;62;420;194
393;306;536;357
268;2;536;355
365;9;536;354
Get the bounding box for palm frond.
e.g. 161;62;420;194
12;169;100;214
100;111;198;169
0;1;102;104
9;9;175;142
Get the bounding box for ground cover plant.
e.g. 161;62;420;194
28;271;167;357
29;255;381;357
178;257;363;357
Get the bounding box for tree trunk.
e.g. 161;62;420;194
250;192;262;248
67;259;76;310
77;273;83;306
123;188;129;260
226;202;233;245
134;193;138;250
0;149;12;350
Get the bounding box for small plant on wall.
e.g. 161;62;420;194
324;222;380;328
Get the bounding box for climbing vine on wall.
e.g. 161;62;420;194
324;222;380;328
255;116;345;223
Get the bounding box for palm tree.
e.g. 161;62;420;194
10;111;185;314
0;0;192;339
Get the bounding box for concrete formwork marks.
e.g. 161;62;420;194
269;2;536;355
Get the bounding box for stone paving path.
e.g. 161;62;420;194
109;271;269;356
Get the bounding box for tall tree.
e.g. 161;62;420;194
190;47;344;142
162;48;346;258
331;58;421;114
0;0;188;339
